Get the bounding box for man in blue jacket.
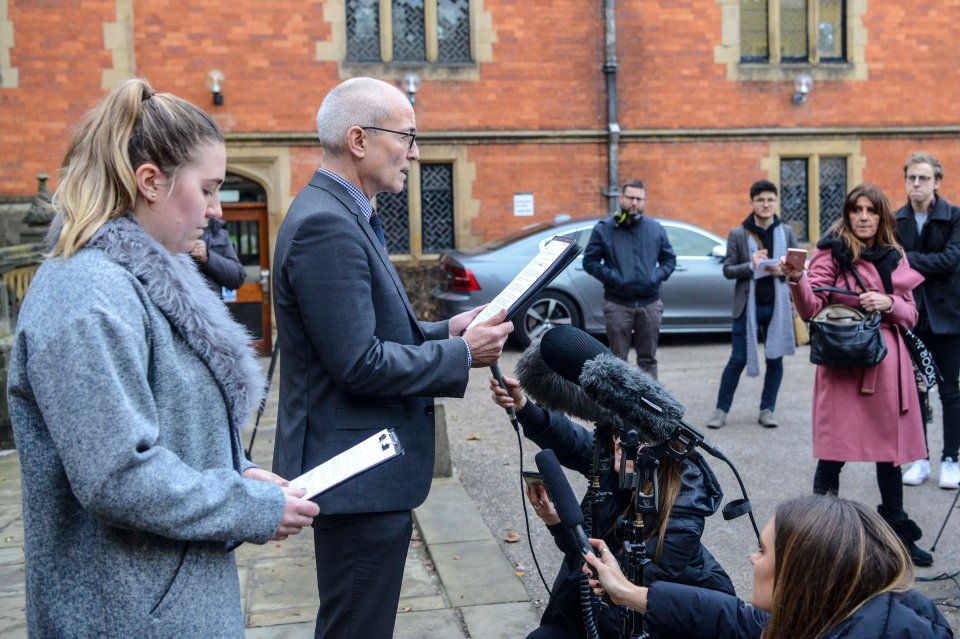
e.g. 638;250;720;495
583;180;676;378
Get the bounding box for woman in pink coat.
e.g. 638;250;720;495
781;183;930;566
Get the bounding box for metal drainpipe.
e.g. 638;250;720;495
604;0;620;213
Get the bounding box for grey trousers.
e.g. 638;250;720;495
602;298;664;378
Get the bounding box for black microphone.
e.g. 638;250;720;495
535;449;599;559
515;337;621;427
540;326;722;455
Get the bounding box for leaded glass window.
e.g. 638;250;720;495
438;0;472;62
421;164;455;253
781;158;809;242
740;0;769;62
819;157;847;236
780;0;808;61
818;0;845;61
393;0;426;62
739;0;846;64
346;0;381;62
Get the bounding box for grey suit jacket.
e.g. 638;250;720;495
272;171;470;514
723;222;798;318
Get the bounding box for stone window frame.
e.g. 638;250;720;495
761;139;863;244
375;144;480;261
0;0;17;88
715;0;868;82
317;0;496;82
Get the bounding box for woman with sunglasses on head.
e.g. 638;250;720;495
583;495;951;639
491;373;733;639
780;183;930;566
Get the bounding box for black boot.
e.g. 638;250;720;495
878;505;933;567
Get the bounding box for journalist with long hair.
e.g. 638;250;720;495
491;374;733;639
584;495;951;638
7;79;318;636
780;183;931;566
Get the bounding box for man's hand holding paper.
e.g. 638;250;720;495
463;309;513;368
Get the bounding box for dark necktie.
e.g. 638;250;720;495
369;211;387;250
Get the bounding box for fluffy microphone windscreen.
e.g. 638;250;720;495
516;338;621;425
534;449;584;528
580;353;683;443
540;325;611;385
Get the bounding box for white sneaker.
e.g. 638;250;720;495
902;459;931;486
939;458;960;490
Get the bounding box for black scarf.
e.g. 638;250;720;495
816;235;900;294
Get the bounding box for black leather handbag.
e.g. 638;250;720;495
808;297;887;368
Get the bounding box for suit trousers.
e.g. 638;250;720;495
602;298;664;378
312;510;413;639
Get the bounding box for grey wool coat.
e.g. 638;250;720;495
8;216;285;637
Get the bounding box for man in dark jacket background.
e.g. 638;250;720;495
895;152;960;490
583;180;676;378
190;218;246;298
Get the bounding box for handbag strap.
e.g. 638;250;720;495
811;285;859;297
848;264;869;293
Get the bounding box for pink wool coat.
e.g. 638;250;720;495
790;248;925;465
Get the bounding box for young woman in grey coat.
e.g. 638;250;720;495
7;78;319;637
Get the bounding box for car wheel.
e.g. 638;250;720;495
514;291;582;348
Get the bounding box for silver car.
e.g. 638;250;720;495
432;216;734;347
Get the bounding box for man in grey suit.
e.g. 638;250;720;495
272;77;513;639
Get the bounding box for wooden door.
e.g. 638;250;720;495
221;203;272;356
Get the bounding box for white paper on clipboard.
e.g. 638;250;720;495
288;428;404;499
466;238;574;330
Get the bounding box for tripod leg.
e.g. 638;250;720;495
245;341;280;460
930;485;960;552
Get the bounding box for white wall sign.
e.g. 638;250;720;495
513;193;535;217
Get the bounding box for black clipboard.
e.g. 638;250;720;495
466;236;582;330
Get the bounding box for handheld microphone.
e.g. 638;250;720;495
490;364;519;429
535;449;599;559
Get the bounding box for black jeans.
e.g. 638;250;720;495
917;331;960;461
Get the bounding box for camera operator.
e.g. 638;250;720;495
491;375;733;639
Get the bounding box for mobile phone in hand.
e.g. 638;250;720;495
521;470;544;486
785;248;807;271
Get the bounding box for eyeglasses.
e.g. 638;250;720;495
361;126;417;150
753;197;778;205
906;174;934;184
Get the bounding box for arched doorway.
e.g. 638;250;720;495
220;173;272;356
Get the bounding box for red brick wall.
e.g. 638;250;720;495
4;0;960;247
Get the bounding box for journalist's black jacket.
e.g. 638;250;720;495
895;195;960;334
644;581;952;639
517;401;733;638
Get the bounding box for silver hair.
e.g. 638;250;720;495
316;77;404;157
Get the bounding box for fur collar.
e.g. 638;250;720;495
85;215;265;431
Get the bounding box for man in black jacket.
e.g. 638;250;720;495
583;180;676;378
190;218;246;298
895;152;960;490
